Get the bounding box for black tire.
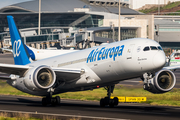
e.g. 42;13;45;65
114;97;119;106
51;98;57;106
100;98;105;107
104;97;109;105
55;96;61;105
42;98;47;106
109;104;114;108
109;99;114;108
143;83;148;90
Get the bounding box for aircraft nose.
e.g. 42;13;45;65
153;51;166;69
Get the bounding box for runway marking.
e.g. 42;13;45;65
0;109;129;120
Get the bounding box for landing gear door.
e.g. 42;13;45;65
127;44;135;60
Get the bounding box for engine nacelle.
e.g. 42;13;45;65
24;65;56;91
144;69;176;94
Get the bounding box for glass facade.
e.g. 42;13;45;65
0;13;104;36
95;28;137;40
21;35;59;43
160;42;180;49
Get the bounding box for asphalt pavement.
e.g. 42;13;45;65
0;95;180;120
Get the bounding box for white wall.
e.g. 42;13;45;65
129;0;180;9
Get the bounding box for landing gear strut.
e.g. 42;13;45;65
142;72;155;90
42;88;61;106
100;85;119;107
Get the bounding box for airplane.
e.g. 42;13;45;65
0;47;12;53
24;45;77;61
168;50;180;66
0;42;77;61
0;15;177;107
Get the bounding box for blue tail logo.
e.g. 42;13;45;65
7;16;31;65
13;39;21;57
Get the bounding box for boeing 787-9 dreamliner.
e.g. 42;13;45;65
0;16;178;107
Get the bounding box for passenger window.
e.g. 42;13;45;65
158;46;163;50
150;46;158;50
143;47;150;51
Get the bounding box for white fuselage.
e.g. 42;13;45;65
10;38;166;96
27;47;78;61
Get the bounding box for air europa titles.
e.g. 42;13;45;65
87;45;124;63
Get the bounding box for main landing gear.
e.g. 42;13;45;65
100;85;119;107
42;88;60;106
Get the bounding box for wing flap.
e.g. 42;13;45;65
0;76;11;81
52;68;85;82
0;64;30;76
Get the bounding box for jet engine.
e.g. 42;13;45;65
24;65;56;91
144;69;176;94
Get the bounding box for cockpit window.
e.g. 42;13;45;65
143;46;150;51
150;46;158;50
157;46;163;50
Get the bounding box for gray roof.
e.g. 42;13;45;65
0;0;143;15
155;19;180;27
155;32;180;42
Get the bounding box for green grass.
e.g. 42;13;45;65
1;81;180;106
139;1;180;14
0;81;34;97
161;1;180;10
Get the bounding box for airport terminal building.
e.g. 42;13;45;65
0;0;153;49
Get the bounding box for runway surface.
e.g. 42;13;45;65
1;53;180;120
0;95;180;120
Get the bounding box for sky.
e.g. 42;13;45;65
0;0;33;9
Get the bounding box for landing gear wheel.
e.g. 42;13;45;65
100;98;105;107
42;96;61;106
109;99;114;108
113;97;119;106
42;98;47;106
143;83;148;90
51;98;57;106
104;97;109;105
100;97;119;107
55;96;61;105
100;85;119;107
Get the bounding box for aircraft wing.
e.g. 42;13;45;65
0;48;13;53
0;64;84;82
0;64;30;76
52;68;85;82
0;76;11;81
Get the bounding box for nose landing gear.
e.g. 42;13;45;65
100;85;119;107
